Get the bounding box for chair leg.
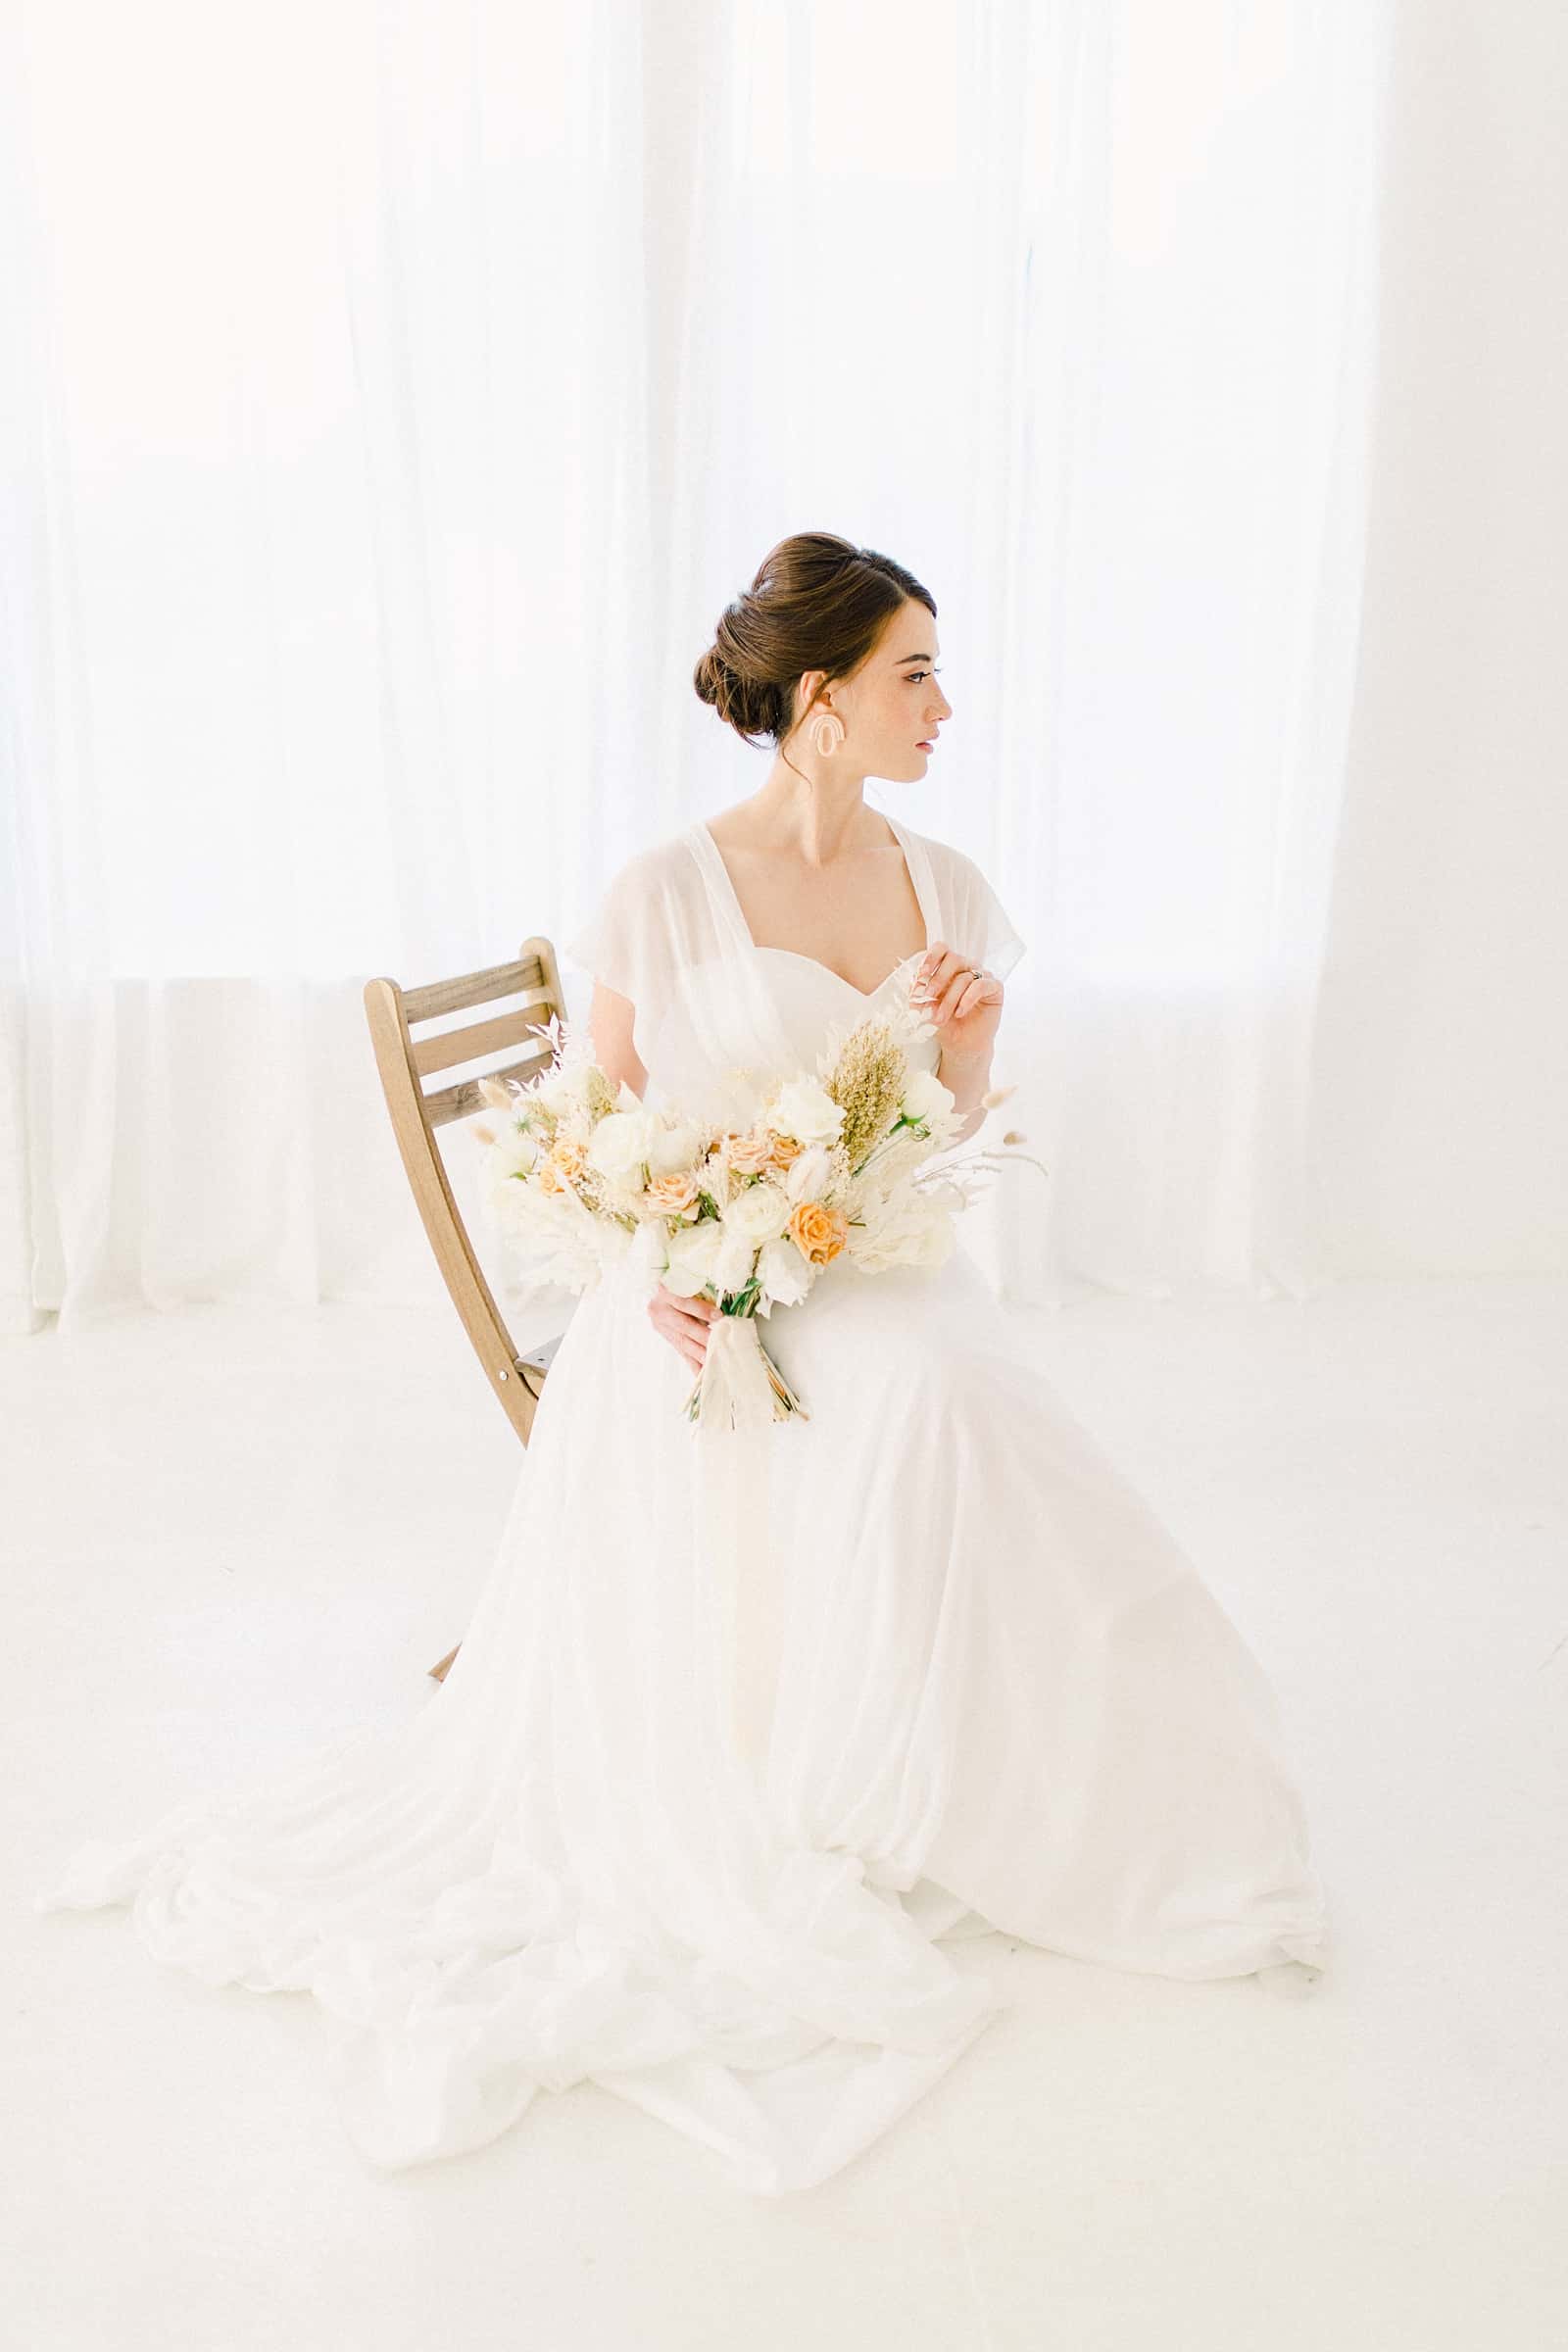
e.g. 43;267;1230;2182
427;1641;462;1683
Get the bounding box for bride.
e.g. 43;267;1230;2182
33;531;1329;2197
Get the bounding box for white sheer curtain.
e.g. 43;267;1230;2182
1;0;1393;1338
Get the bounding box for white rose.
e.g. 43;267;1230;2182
662;1216;756;1300
766;1076;845;1147
757;1233;812;1308
723;1179;792;1246
712;1223;760;1295
661;1218;727;1297
648;1118;703;1177
901;1069;955;1126
586;1108;660;1184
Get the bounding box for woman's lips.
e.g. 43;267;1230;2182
916;738;937;751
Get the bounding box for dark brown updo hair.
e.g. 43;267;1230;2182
693;533;936;763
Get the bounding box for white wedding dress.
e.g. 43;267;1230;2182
32;811;1329;2195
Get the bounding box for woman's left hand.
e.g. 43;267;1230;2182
908;941;1004;1060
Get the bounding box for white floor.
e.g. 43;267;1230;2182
6;1275;1565;2352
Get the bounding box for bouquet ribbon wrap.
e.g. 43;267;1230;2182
692;1312;786;1783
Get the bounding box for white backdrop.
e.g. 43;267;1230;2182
3;0;1397;1337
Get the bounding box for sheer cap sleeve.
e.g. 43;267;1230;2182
561;841;705;1069
931;840;1027;984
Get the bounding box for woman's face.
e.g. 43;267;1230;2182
803;598;954;779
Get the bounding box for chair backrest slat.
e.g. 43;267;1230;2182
412;1001;556;1080
421;1050;558;1130
401;951;550;1024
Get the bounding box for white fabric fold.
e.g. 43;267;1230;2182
692;1310;787;1778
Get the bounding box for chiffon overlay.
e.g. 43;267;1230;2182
32;811;1330;2195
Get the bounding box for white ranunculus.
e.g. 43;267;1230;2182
783;1143;836;1203
723;1179;792;1246
766;1076;845;1147
756;1234;812;1309
586;1108;660;1183
901;1069;956;1126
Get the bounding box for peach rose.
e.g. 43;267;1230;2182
725;1130;776;1176
646;1168;701;1215
538;1137;589;1197
787;1200;848;1266
768;1133;805;1171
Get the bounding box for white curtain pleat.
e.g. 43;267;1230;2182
2;0;1393;1335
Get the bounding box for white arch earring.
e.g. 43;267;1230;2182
811;712;845;759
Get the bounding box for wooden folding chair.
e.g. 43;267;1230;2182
363;930;571;1684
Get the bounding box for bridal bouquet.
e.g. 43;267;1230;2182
467;997;1034;1433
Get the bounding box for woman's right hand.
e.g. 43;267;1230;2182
648;1280;718;1372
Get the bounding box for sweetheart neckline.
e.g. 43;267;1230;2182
751;942;926;1002
685;817;934;1001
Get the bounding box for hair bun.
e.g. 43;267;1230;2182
692;625;779;740
691;534;935;752
692;642;730;713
